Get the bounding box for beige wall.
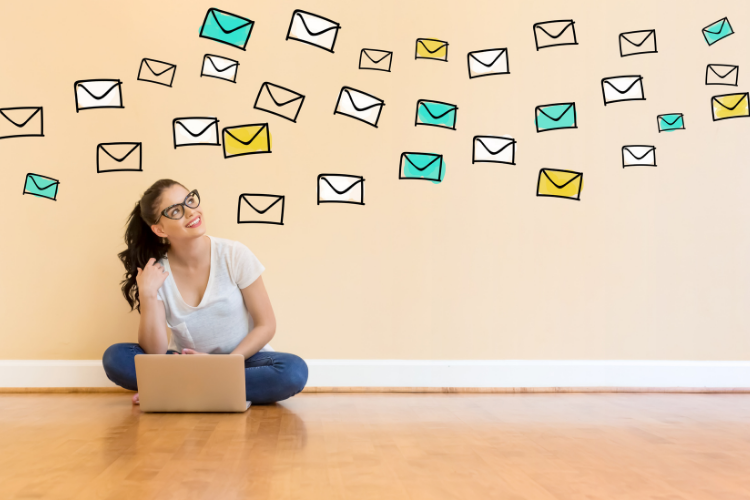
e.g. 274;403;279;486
2;0;749;360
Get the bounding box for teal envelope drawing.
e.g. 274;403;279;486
536;103;576;132
400;153;445;183
415;100;458;129
657;113;684;132
200;8;254;50
24;173;59;200
703;17;733;45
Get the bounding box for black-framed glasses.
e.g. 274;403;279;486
155;190;200;223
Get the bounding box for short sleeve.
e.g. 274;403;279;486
233;241;265;289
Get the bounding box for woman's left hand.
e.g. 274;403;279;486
179;348;208;355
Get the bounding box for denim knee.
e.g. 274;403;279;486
285;354;309;395
102;342;137;390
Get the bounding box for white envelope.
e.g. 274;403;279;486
619;30;657;57
75;80;123;111
533;20;577;50
602;76;644;105
706;64;739;86
622;146;656;167
467;49;509;78
359;49;392;71
201;55;239;83
318;174;365;204
137;59;176;87
238;194;284;224
334;87;384;127
254;82;305;122
286;10;340;52
473;136;516;164
0;107;43;140
97;143;142;172
172;117;220;147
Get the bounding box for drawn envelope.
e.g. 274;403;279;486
706;64;739;86
237;194;284;225
137;59;176;87
317;174;365;205
199;8;254;50
712;93;749;121
622;146;656;167
533;20;577;50
74;79;123;112
0;107;43;140
467;48;509;78
173;117;220;147
536;103;576;132
97;143;142;173
619;30;657;57
703;17;733;45
537;169;582;200
23;173;59;201
399;153;444;182
473;136;516;164
415;100;458;129
657;113;684;132
223;124;271;158
334;87;385;127
286;10;341;52
416;39;448;61
359;49;393;72
254;82;305;122
201;55;239;83
601;76;645;105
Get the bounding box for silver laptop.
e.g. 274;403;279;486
134;353;251;412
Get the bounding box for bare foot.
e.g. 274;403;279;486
132;393;140;405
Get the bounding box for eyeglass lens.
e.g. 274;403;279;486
166;191;200;219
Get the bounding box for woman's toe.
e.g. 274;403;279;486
132;393;140;405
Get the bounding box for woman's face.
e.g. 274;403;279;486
152;185;205;241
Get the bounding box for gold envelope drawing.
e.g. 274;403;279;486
359;49;392;71
0;107;43;140
416;38;448;60
237;194;284;224
97;142;142;172
712;93;749;120
537;168;583;200
223;124;270;158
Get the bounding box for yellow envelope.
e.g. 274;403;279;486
712;93;749;121
223;124;271;158
537;169;582;200
416;38;448;61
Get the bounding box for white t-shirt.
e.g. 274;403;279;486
155;234;273;354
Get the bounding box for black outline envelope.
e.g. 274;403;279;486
137;59;176;87
472;136;516;164
622;146;656;167
467;48;509;78
237;194;284;225
23;173;60;201
533;20;577;50
0;107;43;140
201;54;239;83
97;143;142;173
74;79;123;112
286;10;341;53
334;87;385;127
601;75;645;105
173;117;220;148
254;82;305;122
359;49;393;72
415;38;448;61
317;174;365;205
618;30;657;57
706;64;739;86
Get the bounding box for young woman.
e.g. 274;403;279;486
103;179;308;405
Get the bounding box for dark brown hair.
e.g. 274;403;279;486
118;179;187;313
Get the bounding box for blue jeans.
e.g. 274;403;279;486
102;343;308;405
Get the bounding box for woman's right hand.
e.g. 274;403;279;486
136;257;169;300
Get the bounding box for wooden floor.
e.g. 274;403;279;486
0;394;749;499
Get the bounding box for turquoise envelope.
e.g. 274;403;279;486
400;153;445;183
416;100;457;129
703;18;733;45
536;103;576;131
657;114;684;132
24;173;59;200
200;8;254;50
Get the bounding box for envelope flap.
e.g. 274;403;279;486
476;137;514;155
142;59;175;76
294;11;339;36
363;49;392;64
28;174;59;190
418;39;448;53
342;88;382;111
206;55;238;71
404;154;441;171
263;83;303;106
542;169;581;189
620;30;654;46
319;175;364;194
176;118;218;136
0;107;41;127
77;80;121;100
538;104;573;121
535;21;574;39
469;49;505;67
241;195;282;213
704;18;727;34
659;114;682;125
714;93;748;110
603;76;642;93
419;101;457;118
209;9;252;33
623;146;655;159
709;65;738;78
99;143;140;162
225;125;266;145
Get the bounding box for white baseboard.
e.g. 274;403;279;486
1;360;749;389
